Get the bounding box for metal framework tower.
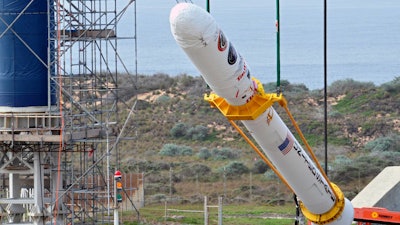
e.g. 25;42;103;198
0;0;138;224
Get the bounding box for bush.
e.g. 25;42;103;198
364;134;400;152
376;151;400;165
159;144;180;156
197;148;211;160
212;147;240;160
263;170;278;180
170;122;189;138
155;95;170;104
179;164;211;180
180;146;194;156
252;160;269;174
159;144;193;156
330;154;387;184
328;79;375;96
177;74;208;96
170;123;208;141
135;73;176;93
148;194;167;203
333;155;352;166
220;161;249;178
381;76;400;94
125;160;170;172
262;80;308;93
187;125;209;141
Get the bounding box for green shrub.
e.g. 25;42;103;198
135;99;151;110
333;155;352;165
263;170;278;180
328;79;375;96
179;164;211;180
170;123;209;141
328;78;375;96
177;74;208;96
364;134;400;152
159;144;180;156
330;154;387;184
252;160;270;174
220;161;249;178
155;95;170;104
381;76;400;94
212;147;240;160
262;80;308;94
135;73;176;93
126;160;169;172
159;144;193;156
180;146;194;156
197;147;211;160
150;194;167;203
170;122;189;138
328;110;343;119
376;151;400;166
187;125;209;141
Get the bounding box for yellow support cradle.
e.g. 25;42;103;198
204;78;286;120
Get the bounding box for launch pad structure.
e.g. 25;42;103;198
0;0;141;224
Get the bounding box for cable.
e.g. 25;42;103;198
323;0;328;175
276;0;281;93
294;194;300;225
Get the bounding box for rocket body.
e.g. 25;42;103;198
170;3;353;224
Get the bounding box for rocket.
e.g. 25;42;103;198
170;3;354;225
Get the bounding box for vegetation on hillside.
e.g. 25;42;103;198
116;74;400;207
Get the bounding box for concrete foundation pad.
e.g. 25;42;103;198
351;166;400;211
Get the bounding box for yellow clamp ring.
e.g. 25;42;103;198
300;183;346;224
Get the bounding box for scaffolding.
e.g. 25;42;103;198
0;0;139;224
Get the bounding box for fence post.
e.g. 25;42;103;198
218;196;223;225
164;200;167;222
204;196;208;225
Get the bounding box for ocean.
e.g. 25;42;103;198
121;0;400;90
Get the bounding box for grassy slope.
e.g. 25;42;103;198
115;74;400;223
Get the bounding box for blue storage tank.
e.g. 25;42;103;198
0;1;55;111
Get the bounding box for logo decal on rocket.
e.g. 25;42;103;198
278;133;294;155
227;43;237;65
217;30;227;51
266;108;274;125
237;62;247;81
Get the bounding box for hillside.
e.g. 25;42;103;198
116;74;400;205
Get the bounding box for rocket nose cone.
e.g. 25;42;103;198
169;3;217;48
169;3;191;26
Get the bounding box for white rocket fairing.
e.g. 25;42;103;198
170;3;354;225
